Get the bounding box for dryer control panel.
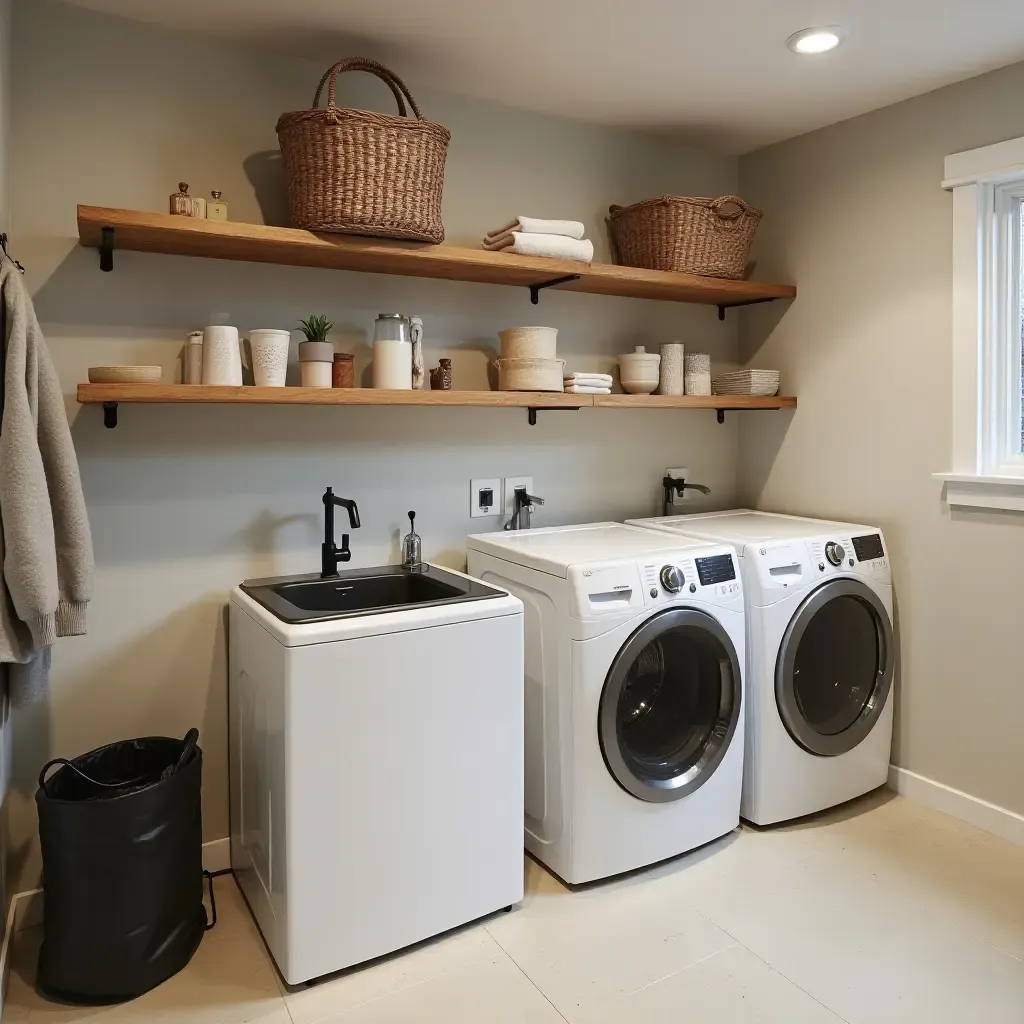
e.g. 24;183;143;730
566;546;743;621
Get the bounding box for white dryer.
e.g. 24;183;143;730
466;523;745;884
627;511;895;825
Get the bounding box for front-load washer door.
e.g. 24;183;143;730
775;579;895;757
598;608;741;803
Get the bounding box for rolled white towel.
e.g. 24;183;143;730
485;216;585;241
564;372;613;387
482;232;594;263
564;384;611;394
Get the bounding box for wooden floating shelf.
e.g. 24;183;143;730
77;206;796;311
76;384;796;427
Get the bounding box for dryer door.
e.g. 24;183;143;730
775;579;895;756
598;609;741;803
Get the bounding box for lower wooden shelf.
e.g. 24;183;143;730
75;383;796;427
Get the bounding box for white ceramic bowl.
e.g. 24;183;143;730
498;326;558;360
620;377;660;395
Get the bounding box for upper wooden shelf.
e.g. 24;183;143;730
77;206;796;311
76;383;796;427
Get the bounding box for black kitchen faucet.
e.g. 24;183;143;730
321;487;361;578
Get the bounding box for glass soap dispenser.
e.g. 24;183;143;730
402;511;422;571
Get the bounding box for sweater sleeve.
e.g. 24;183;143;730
0;270;61;648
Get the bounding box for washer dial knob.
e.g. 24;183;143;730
659;565;685;593
825;541;845;567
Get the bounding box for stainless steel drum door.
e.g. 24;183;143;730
598;609;741;803
775;579;895;757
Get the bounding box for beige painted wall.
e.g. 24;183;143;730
738;61;1024;818
7;0;746;889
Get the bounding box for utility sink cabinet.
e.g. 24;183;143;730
228;564;524;984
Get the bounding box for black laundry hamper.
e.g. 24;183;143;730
35;729;208;1003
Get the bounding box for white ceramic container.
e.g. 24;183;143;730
299;341;334;388
618;345;661;395
202;326;243;386
248;329;291;387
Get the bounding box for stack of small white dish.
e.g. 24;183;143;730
712;368;780;396
495;327;564;392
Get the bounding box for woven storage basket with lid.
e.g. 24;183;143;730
276;58;451;243
607;195;762;279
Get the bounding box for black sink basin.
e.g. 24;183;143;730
240;564;505;624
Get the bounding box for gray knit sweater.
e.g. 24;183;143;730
0;260;92;662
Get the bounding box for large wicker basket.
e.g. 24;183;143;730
276;58;451;243
607;195;763;279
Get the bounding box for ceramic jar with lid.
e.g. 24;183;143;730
332;353;355;388
617;345;661;395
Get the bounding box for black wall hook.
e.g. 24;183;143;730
0;234;25;274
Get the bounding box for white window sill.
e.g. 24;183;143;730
934;473;1024;512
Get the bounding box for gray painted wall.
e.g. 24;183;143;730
738;61;1024;820
7;0;744;889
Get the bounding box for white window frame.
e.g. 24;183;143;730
938;135;1024;511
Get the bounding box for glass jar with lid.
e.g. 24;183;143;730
372;313;413;390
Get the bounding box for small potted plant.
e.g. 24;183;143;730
298;315;334;388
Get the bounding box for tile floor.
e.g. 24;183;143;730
6;789;1024;1023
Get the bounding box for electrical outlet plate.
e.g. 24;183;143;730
503;476;534;517
470;478;502;518
666;467;690;506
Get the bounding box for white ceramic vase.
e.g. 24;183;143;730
248;329;291;387
202;326;243;385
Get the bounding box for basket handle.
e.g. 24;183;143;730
710;196;752;221
313;58;424;120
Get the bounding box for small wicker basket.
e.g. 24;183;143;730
276;58;451;243
607;195;763;279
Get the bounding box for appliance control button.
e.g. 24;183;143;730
825;541;845;566
818;563;825;571
689;583;697;594
849;558;855;567
650;588;658;599
659;565;685;593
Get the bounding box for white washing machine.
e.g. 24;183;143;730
466;523;745;884
627;511;895;825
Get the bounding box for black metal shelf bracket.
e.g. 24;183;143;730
99;227;115;272
103;402;118;428
527;406;582;426
529;274;581;305
717;296;776;321
717;409;726;424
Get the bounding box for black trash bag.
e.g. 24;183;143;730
35;729;207;1003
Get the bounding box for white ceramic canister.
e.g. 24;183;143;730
659;342;685;395
684;352;712;396
248;329;291;387
373;313;413;390
617;345;661;395
298;341;333;388
202;325;243;385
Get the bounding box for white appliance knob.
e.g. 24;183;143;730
659;565;685;593
825;541;845;567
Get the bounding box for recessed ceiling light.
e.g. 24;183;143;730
787;26;844;55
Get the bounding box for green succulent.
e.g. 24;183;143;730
298;314;334;342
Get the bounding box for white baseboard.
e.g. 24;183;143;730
888;765;1024;845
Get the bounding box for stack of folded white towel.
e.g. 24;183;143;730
563;372;613;395
482;216;594;263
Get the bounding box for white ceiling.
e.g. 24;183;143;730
64;0;1024;152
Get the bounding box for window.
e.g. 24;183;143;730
938;135;1024;511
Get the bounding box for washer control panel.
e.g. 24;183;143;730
639;548;741;608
